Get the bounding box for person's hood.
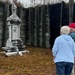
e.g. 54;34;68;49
60;35;72;41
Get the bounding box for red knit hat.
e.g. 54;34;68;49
69;23;75;29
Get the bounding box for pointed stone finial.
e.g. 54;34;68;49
12;0;17;14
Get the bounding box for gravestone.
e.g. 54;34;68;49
2;1;29;56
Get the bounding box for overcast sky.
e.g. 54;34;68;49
2;0;73;8
17;0;70;8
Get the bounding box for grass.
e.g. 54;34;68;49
0;46;56;75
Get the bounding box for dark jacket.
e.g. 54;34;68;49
69;31;75;42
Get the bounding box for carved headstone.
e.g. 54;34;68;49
2;0;29;56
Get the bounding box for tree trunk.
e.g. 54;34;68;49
69;0;74;23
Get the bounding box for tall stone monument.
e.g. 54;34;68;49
2;0;29;56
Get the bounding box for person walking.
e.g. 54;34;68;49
69;23;75;75
52;26;75;75
69;23;75;42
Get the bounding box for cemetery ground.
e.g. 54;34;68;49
0;46;56;75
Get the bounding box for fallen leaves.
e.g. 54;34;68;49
0;46;56;75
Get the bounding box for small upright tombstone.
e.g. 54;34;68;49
2;1;29;56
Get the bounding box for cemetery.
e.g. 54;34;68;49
0;0;75;75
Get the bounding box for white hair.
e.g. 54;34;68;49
60;26;70;35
